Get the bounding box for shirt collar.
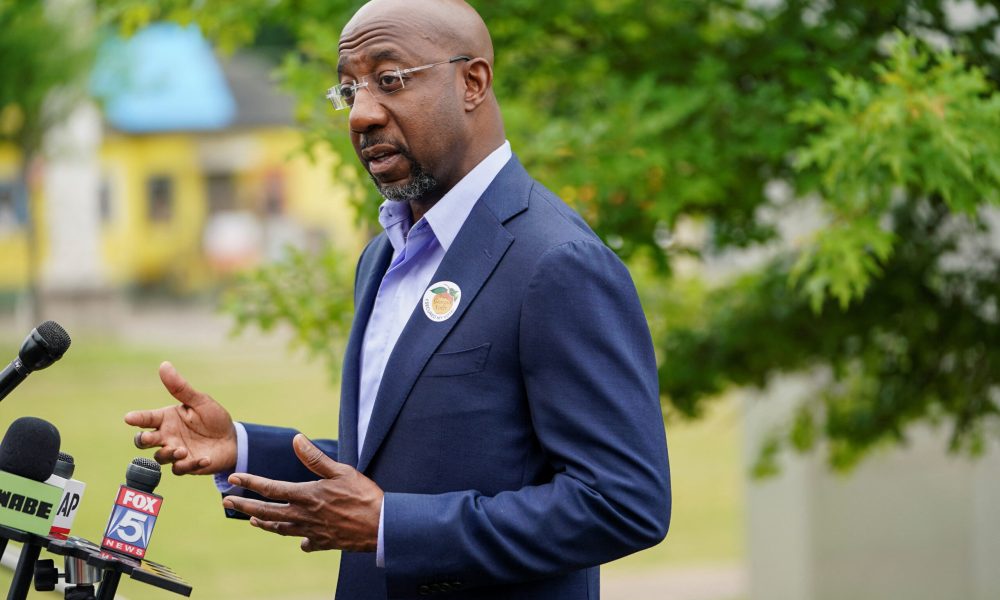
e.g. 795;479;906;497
377;199;413;255
424;140;511;252
375;140;512;253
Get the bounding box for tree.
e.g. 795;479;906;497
103;0;1000;471
662;33;1000;472
0;0;95;322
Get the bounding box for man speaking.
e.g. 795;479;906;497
126;0;671;597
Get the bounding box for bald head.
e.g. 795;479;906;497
337;0;506;213
341;0;494;65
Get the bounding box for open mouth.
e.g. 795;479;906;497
362;144;405;177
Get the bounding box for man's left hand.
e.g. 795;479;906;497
222;434;383;552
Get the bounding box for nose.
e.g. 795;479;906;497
349;86;390;133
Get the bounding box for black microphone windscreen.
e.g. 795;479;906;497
18;321;71;372
0;417;61;481
37;321;71;355
54;451;75;479
126;457;161;493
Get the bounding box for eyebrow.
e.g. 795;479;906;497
337;48;408;75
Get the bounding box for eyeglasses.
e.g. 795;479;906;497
326;55;471;110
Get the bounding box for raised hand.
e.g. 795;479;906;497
125;361;238;476
222;434;383;552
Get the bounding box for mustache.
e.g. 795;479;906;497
359;133;410;156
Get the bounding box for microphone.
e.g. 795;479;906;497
35;451;98;597
101;458;163;559
46;451;87;540
0;417;62;600
0;417;62;535
36;456;192;599
0;321;71;402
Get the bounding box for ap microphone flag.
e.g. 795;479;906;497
102;457;163;559
46;452;86;540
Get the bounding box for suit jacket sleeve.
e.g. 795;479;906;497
382;239;671;594
222;424;339;520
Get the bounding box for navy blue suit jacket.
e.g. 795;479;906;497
235;158;671;599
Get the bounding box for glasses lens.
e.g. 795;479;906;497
374;69;405;95
326;84;353;110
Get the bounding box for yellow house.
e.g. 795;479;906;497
0;146;35;292
0;24;361;295
97;125;360;292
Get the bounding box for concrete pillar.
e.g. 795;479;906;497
745;375;998;600
41;101;107;292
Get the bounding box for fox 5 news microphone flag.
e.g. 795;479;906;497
101;458;163;559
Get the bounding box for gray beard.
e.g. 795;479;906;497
373;164;438;202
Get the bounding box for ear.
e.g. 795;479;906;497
462;58;493;111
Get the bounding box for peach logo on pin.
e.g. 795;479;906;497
423;281;461;322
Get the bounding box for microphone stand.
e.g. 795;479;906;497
95;570;121;600
8;544;40;600
42;536;192;599
0;525;47;600
0;526;192;599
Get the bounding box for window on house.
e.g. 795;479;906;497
263;171;285;216
0;181;25;229
99;176;113;224
206;173;236;214
147;176;173;222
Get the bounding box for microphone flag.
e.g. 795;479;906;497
45;474;86;539
101;485;163;559
0;470;62;535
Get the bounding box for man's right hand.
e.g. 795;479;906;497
125;361;238;476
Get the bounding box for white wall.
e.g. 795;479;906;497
745;376;1000;600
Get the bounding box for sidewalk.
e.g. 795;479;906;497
603;563;747;600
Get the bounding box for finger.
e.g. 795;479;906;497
124;410;164;429
158;361;211;409
170;455;209;476
249;517;303;537
292;434;343;479
152;446;189;466
223;496;294;521
228;473;295;502
153;446;177;465
133;430;166;450
300;538;314;553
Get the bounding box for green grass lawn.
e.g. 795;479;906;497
0;326;743;598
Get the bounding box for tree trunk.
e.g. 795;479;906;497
18;153;42;325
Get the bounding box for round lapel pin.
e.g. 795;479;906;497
423;281;461;322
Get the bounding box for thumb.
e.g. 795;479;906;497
293;434;342;479
158;361;209;409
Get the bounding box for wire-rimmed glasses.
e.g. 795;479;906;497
326;55;471;110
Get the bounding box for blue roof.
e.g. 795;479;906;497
91;23;236;133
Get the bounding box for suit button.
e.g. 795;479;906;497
418;584;430;595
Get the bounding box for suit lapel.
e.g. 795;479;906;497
339;235;393;468
356;160;531;473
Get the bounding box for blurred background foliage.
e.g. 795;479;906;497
95;0;1000;473
0;0;95;320
0;1;92;158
